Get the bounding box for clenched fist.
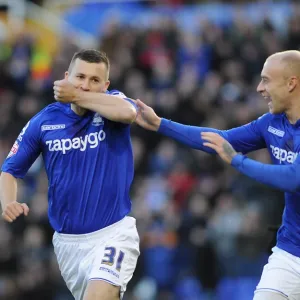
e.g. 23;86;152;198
53;79;79;103
2;201;29;222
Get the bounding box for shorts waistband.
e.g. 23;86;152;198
53;216;135;243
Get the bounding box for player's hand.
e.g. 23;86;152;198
135;99;161;131
53;79;79;103
201;132;238;164
1;201;29;223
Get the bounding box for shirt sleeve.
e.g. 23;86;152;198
108;90;137;127
158;118;224;153
109;90;137;111
223;114;269;153
231;154;300;193
1;116;42;178
158;114;270;154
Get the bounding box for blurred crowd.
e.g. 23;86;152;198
2;2;300;300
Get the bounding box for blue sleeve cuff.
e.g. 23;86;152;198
158;118;168;133
231;154;245;167
1;167;24;179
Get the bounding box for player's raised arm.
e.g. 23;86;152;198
76;89;137;124
54;79;137;124
135;99;266;154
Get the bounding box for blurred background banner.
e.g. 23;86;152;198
0;0;298;299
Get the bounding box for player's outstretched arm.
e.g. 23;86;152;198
53;80;137;124
135;99;226;153
0;172;29;222
231;155;300;192
136;100;267;154
202;132;300;193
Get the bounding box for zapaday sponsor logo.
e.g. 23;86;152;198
46;131;106;154
270;145;298;164
42;124;66;131
268;126;285;137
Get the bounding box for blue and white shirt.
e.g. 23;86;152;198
158;113;300;257
2;90;136;234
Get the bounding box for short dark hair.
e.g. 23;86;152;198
68;49;110;74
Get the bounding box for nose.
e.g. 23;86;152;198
81;79;90;91
257;81;264;93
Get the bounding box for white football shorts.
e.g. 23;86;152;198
255;247;300;299
52;216;140;300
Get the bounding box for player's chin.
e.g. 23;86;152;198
269;107;282;115
268;102;275;114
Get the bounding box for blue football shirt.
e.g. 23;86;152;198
2;90;136;234
158;113;300;257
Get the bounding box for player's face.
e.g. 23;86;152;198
257;58;291;114
65;58;110;93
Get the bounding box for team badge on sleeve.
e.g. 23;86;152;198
110;90;126;98
7;120;30;158
7;141;19;158
17;121;30;142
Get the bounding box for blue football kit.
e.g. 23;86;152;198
2;90;137;234
158;113;300;257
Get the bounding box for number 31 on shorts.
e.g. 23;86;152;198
101;247;125;272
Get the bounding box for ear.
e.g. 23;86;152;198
104;80;110;92
64;71;69;80
288;76;298;92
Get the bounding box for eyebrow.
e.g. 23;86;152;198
76;73;100;80
90;76;100;80
261;75;269;80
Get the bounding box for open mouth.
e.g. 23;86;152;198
263;96;272;107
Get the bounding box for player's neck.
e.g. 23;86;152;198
71;103;87;116
286;111;300;124
286;100;300;124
